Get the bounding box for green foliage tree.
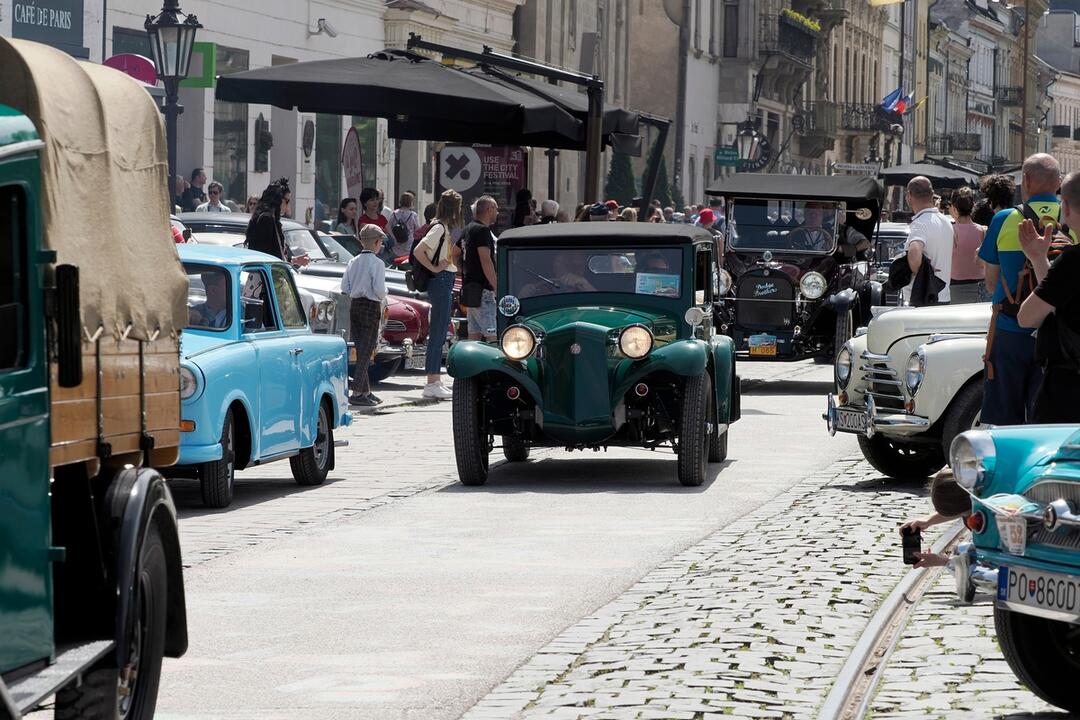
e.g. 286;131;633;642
652;154;673;208
604;152;637;206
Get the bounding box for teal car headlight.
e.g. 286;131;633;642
835;342;853;390
180;363;203;401
951;430;996;492
905;349;925;397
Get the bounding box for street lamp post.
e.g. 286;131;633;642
145;0;202;187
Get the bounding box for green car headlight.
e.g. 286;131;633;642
501;325;536;361
619;325;654;359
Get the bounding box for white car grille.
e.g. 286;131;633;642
859;351;905;411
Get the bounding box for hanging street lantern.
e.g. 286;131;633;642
145;0;202;187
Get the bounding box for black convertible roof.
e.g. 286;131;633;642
707;174;883;201
498;222;716;247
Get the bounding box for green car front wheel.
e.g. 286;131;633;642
453;377;491;485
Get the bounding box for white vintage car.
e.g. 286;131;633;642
825;302;991;478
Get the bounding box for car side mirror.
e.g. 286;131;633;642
55;264;83;388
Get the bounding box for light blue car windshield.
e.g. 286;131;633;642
184;263;232;332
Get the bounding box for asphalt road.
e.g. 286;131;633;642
155;360;858;720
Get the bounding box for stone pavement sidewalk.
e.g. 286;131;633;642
868;572;1056;719
462;457;951;720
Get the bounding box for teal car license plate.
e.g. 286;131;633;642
998;565;1080;623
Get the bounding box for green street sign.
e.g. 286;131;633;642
715;145;739;167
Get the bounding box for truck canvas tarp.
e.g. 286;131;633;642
0;37;187;340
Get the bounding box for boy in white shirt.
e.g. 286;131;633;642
341;225;388;406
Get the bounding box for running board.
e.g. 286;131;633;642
8;640;113;714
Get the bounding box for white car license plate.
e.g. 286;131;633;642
997;565;1080;623
406;352;427;371
834;407;867;434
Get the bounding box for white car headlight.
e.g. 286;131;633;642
716;269;732;296
835;343;853;389
905;349;925;397
180;365;200;400
501;325;536;361
800;271;827;300
950;430;996;491
619;325;654;359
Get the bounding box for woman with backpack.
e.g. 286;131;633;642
413;189;463;400
389;192;420;259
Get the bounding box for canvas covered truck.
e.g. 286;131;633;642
0;37;188;718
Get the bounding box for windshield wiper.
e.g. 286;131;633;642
515;262;561;289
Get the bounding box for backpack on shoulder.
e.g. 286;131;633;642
390;210;411;251
406;222;444;293
997;204;1072;318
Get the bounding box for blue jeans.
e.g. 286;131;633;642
981;321;1042;426
425;270;455;375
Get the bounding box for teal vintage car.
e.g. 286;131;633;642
447;223;740;487
952;425;1080;713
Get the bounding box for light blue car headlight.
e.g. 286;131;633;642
180;362;204;402
951;430;996;493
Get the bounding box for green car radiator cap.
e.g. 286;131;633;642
0;104;40;148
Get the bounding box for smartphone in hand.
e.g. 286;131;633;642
902;526;922;565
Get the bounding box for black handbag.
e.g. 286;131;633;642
461;281;484;308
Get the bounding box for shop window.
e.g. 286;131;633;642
214;46;250;207
315;115;343;228
0;186;27;370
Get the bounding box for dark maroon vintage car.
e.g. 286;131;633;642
706;174;884;361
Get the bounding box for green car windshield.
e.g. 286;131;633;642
508;247;684;300
729;198;840;253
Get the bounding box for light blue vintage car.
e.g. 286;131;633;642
177;245;352;508
952;424;1080;714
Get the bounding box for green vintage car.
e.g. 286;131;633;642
447;223;740;486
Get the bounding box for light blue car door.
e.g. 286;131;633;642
240;266;301;457
269;264;314;445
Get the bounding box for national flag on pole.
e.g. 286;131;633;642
893;94;913;115
904;96;928;115
881;87;903;110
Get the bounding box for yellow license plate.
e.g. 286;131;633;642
349;347;357;363
749;345;777;356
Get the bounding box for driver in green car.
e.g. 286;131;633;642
520;250;597;296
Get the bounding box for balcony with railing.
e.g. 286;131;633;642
996;86;1023;107
950;133;982;152
836;104;898;132
759;12;819;68
797;101;838;157
927;132;982;156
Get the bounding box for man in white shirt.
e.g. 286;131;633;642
904;176;954;305
195;181;232;213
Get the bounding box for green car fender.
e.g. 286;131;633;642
709;334;739;424
446;341;543;404
611;339;709;400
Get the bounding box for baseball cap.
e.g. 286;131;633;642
604;200;619;211
698;209;715;225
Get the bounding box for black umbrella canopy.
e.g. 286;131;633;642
878;162;980;189
215;51;634;151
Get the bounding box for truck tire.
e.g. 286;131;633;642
291;402;333;486
941;381;983;464
55;524;169;720
994;606;1080;714
199;410;236;508
677;374;710;487
707;380;728;464
857;434;945;479
453;377;490;485
502;436;530;462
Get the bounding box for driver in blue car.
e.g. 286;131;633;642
189;271;229;329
